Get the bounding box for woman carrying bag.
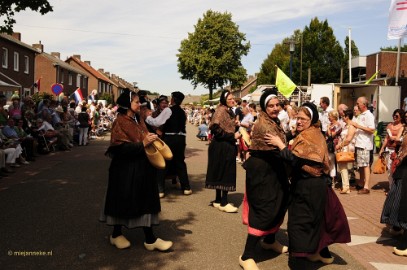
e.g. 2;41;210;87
100;89;172;251
335;109;356;194
380;124;407;256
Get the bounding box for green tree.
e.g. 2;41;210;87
257;30;302;86
0;0;53;34
299;17;344;84
177;10;250;100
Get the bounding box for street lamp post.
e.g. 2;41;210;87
289;39;295;80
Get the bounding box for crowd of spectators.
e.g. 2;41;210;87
0;91;116;179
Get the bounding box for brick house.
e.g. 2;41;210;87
231;74;257;100
33;43;88;98
0;33;38;99
100;71;135;103
66;55;114;101
364;51;407;108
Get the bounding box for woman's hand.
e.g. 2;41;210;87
264;133;285;150
143;133;158;146
234;131;242;140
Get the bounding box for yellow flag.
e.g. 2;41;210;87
365;70;380;84
275;67;296;98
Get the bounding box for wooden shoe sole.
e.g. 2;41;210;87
239;256;259;270
152;138;173;160
144;238;173;251
110;235;131;249
145;144;165;169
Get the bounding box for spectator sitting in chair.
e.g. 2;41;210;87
197;122;209;141
52;106;73;150
34;118;59;152
2;118;35;161
0;130;27;166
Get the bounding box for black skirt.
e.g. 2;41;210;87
104;143;161;219
205;139;237;191
244;154;289;231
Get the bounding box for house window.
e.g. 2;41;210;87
24;56;29;74
2;48;8;68
68;73;72;85
14;52;19;71
76;74;81;88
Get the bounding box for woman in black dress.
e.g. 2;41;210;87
205;90;241;213
100;89;172;251
239;89;289;270
266;102;350;264
381;123;407;256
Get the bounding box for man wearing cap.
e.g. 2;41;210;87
145;91;192;197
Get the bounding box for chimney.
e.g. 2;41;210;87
73;54;81;60
11;32;21;41
32;42;44;53
84;61;91;66
98;68;104;73
51;52;60;59
105;71;110;77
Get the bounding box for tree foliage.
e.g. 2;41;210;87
0;0;53;34
257;30;301;86
380;44;407;52
300;17;344;84
257;18;345;86
177;10;250;99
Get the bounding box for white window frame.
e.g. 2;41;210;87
68;73;73;85
24;55;29;74
2;47;8;68
14;52;19;71
76;74;81;88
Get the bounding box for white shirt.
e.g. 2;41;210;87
145;107;172;127
354;110;375;150
37;121;55;131
241;113;254;132
403;97;407;111
319;107;333;132
278;110;290;133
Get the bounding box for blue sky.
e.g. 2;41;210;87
12;0;397;96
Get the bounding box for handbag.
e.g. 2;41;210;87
336;150;355;163
372;156;386;174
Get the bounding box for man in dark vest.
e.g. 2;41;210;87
145;91;192;197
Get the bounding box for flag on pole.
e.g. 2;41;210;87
73;88;84;103
388;0;407;39
275;67;297;98
33;78;41;93
365;70;380;84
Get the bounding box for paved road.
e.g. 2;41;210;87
0;123;406;270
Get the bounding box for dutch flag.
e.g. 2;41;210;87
74;88;84;103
